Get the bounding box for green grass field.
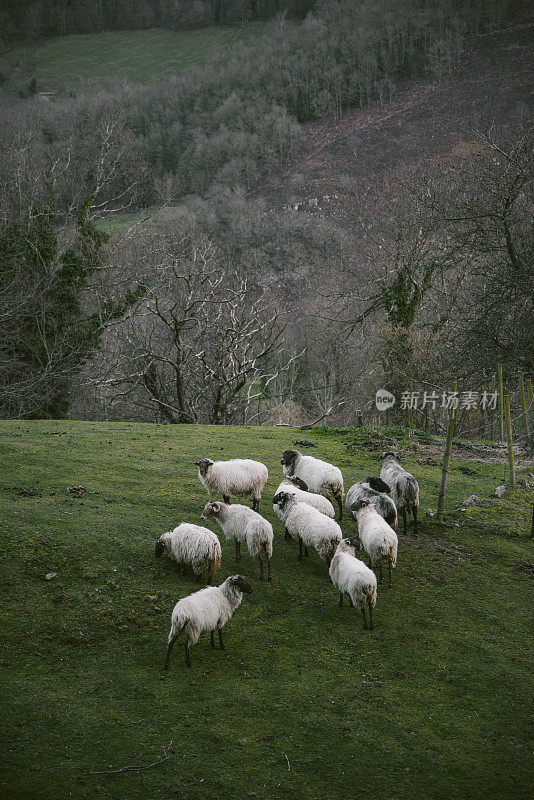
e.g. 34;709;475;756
1;420;532;800
19;25;266;89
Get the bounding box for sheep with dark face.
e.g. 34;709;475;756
272;490;342;564
273;475;335;540
329;538;377;630
201;501;273;581
196;458;268;511
280;449;344;519
380;452;419;534
352;499;398;588
155;523;221;583
165;575;253;669
346;477;397;529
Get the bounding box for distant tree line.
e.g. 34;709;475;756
1;0;315;41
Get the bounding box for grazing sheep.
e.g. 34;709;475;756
346;477;397;528
273;476;335;540
281;449;344;519
380;452;419;534
195;458;268;511
164;575;253;669
155;523;221;583
352;499;398;588
329;538;377;630
272;491;342;563
201;501;273;581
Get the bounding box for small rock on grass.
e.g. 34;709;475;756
495;485;507;498
44;572;57;581
464;495;484;506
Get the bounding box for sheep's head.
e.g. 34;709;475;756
365;476;391;494
229;575;253;594
280;449;299;474
326;537;342;562
195;458;214;477
272;490;295;509
381;451;399;463
337;537;357;555
351;498;371;515
201;501;223;520
155;538;166;558
286;475;308;491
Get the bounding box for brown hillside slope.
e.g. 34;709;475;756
247;21;533;224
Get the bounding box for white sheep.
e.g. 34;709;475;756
155;523;221;583
352;499;398;588
164;575;253;669
346;477;397;528
196;458;268;511
281;449;344;519
380;452;419;534
201;501;273;581
272;490;342;563
329;538;377;630
273;476;335;540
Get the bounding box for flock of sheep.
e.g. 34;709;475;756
157;449;420;669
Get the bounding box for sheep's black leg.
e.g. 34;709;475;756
361;605;368;630
235;540;241;562
402;508;407;535
284;527;291;541
298;536;303;560
336;494;343;520
388;559;392;589
368;600;374;631
252;497;259;511
185;644;192;668
258;555;264;580
379;562;383;583
339;592;343;607
267;556;271;582
210;631;216;649
164;636;177;670
223;495;230;504
413;504;418;535
218;629;225;650
304;545;309;558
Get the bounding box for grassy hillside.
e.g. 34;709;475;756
1;420;532;800
18;25;267;89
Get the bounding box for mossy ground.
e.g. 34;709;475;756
1;420;532;799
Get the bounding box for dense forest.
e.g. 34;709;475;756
0;0;532;430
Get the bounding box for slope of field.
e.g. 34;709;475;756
247;21;534;223
0;420;532;800
21;24;267;89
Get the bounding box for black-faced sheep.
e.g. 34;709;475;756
272;490;342;564
201;501;273;581
380;452;419;534
280;449;344;519
346;477;397;528
155;523;221;583
329;538;377;630
196;458;268;511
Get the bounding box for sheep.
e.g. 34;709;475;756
155;523;221;583
164;575;253;669
280;449;344;519
272;491;342;564
351;499;398;588
329;538;377;630
195;458;268;511
380;452;419;534
346;477;397;528
201;501;273;581
273;475;335;540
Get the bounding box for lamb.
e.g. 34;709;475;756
273;475;335;540
280;449;344;519
164;575;253;669
329;538;377;630
272;491;342;564
155;523;221;583
201;501;273;581
346;477;397;528
351;499;398;588
195;458;268;511
380;452;419;534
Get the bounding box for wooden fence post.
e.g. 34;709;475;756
436;382;457;523
504;395;515;488
498;364;504;441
